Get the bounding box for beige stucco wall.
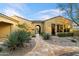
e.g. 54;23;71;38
43;16;72;34
0;16;18;28
0;15;73;39
11;16;73;35
0;16;19;38
11;16;34;33
31;22;44;33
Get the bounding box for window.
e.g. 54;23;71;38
64;25;70;32
57;24;63;32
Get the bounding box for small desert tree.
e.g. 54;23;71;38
58;3;79;40
17;23;28;31
58;3;79;25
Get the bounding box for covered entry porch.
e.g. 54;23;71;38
51;24;71;35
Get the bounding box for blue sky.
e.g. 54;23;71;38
0;3;65;20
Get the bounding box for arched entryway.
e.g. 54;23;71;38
35;25;41;34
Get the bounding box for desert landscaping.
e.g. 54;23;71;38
0;33;79;56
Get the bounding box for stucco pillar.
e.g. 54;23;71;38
63;25;64;32
55;24;57;35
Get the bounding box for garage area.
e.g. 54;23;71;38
0;22;12;39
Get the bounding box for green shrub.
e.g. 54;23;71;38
40;32;45;36
17;30;31;47
31;33;36;37
0;47;3;52
40;32;50;40
17;23;27;30
7;31;18;50
57;32;73;37
6;30;31;51
73;30;79;36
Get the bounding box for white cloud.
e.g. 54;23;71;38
1;3;31;19
33;15;51;20
32;8;65;20
2;7;24;17
38;9;65;17
40;15;51;19
39;9;65;14
7;3;24;11
0;4;65;20
7;3;32;14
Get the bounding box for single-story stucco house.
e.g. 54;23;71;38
0;13;78;40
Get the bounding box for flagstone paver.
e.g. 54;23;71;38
25;34;79;56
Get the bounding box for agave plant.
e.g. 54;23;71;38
17;30;31;47
7;31;18;51
6;30;31;51
40;32;50;40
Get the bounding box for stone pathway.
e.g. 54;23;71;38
25;34;79;56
